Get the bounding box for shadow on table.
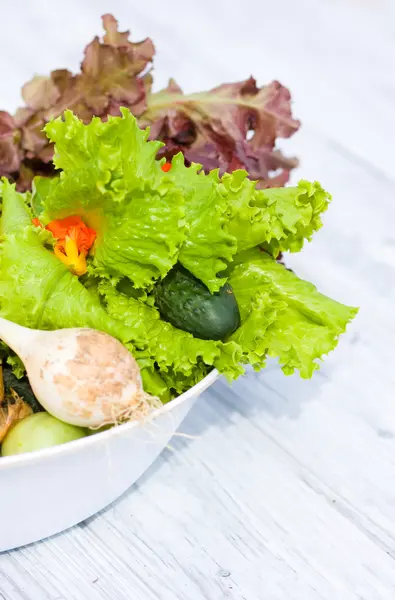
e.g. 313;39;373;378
183;358;332;434
77;359;334;532
135;358;335;480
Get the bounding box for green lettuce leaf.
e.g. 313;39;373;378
0;113;356;404
166;155;237;292
31;176;58;218
42;109;186;288
159;363;210;398
0;178;32;233
38;109;329;293
37;107;329;294
0;342;26;379
0;228;138;345
0;182;137;344
163;161;329;291
99;280;243;383
227;248;358;377
0;181;243;400
223;173;330;256
229;291;284;369
134;349;209;400
138;364;172;403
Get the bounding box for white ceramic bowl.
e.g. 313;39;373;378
0;369;218;552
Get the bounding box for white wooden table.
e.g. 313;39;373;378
1;1;395;598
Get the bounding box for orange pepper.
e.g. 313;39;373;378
161;162;172;173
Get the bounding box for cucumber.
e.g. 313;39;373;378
155;266;240;341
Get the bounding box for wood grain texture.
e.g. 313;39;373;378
1;0;395;598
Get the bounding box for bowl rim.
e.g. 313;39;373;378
0;369;219;471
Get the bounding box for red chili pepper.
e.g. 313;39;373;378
161;162;172;173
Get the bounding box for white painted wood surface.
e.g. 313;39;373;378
1;0;395;598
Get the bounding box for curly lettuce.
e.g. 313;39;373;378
41;109;186;288
0;111;358;405
165;155;237;293
227;248;358;377
38;111;330;292
99;280;243;383
0;178;32;234
0;182;136;343
223;171;331;256
162;159;330;292
0;181;244;400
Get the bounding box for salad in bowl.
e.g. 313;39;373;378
0;107;357;456
0;15;358;549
